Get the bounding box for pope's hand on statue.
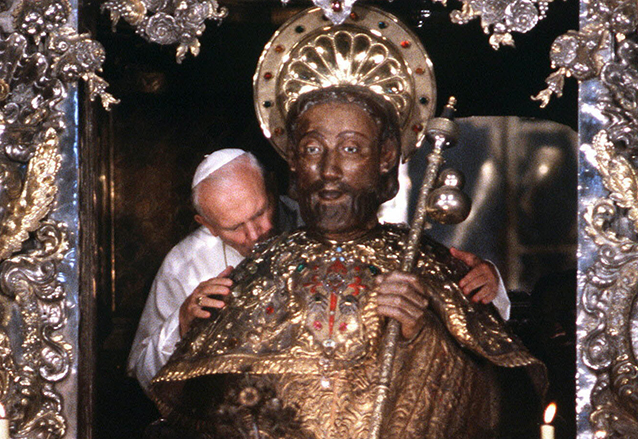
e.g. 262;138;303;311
374;271;430;340
451;248;499;304
179;265;234;337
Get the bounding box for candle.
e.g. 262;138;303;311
0;403;9;439
541;402;556;439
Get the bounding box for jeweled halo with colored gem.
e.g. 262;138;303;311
253;5;437;161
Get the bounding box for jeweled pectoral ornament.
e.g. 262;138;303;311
215;374;309;439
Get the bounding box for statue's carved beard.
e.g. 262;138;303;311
297;181;381;236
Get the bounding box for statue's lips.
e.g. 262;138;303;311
317;189;345;201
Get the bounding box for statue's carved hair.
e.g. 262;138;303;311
285;86;401;202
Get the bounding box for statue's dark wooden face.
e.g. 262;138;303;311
290;101;396;240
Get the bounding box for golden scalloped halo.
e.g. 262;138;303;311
253;5;436;161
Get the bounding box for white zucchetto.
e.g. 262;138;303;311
191;148;246;188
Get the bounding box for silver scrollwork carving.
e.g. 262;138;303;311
0;0;117;437
599;37;638;153
0;221;70;438
0;0;117;263
581;19;638;431
582;195;638;436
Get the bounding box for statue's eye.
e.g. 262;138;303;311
303;143;321;155
343;144;359;153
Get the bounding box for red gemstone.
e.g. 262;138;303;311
331;0;342;12
349;12;358;20
401;40;411;48
415;67;424;75
339;322;348;332
412;124;423;132
274;127;284;136
328;260;347;274
266;306;274;314
274;45;285;53
314;321;323;330
264;72;273;80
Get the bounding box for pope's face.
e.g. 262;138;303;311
196;167;275;257
290;101;395;240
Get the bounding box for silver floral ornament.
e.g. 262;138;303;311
143;12;179;45
437;0;550;49
102;0;147;27
103;0;228;63
534;0;637;107
75;40;107;72
504;0;539;33
610;0;638;36
12;0;71;44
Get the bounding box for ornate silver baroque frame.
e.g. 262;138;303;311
0;0;635;437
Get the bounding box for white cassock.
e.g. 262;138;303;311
127;226;243;391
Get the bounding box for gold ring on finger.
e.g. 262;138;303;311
196;296;204;307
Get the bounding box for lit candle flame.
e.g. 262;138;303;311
0;403;6;419
544;402;557;424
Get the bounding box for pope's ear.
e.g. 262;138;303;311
379;138;400;174
195;214;219;237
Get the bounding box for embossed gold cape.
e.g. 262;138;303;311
150;224;546;439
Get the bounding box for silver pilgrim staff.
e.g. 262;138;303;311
369;97;464;439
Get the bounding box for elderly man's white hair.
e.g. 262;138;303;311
191;149;265;219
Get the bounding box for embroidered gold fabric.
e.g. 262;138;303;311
151;224;546;438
